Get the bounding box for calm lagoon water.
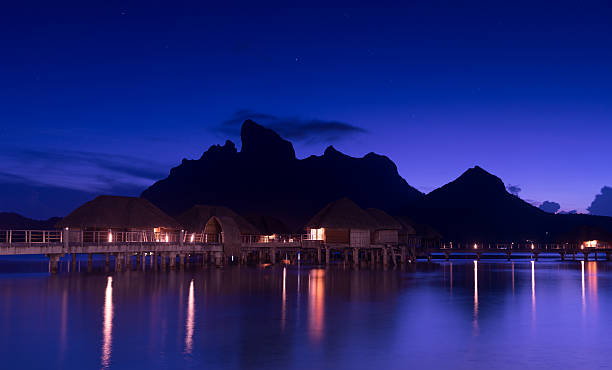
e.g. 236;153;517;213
1;257;611;369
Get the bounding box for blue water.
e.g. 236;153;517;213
0;258;610;369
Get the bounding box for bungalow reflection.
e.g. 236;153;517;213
308;269;325;343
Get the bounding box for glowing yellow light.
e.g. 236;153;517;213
165;233;169;243
585;240;598;248
473;243;478;249
531;243;535;250
190;233;195;243
108;232;113;243
310;228;325;241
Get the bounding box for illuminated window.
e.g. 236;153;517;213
309;228;325;241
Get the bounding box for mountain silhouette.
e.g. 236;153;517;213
408;166;612;242
142;122;612;240
0;212;61;230
142;120;423;229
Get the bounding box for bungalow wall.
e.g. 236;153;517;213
372;230;398;244
350;229;370;248
325;228;349;244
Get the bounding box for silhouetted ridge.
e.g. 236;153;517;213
426;166;511;208
407;165;547;241
200;140;237;160
142;120;423;228
404;165;612;242
0;212;61;229
240;119;296;161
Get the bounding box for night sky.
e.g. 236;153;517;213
1;0;611;219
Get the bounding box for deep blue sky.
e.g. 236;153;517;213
1;0;611;218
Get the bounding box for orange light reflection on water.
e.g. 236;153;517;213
308;269;325;343
587;262;598;311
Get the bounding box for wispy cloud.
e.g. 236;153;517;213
0;148;167;194
217;109;367;143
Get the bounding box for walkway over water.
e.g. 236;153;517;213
2;229;612;273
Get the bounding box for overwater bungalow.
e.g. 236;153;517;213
395;216;442;248
244;214;294;242
305;198;379;247
176;205;259;254
365;208;402;245
56;195;181;243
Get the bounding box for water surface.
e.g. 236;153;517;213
0;258;610;369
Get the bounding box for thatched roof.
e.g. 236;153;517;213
56;195;180;229
305;198;379;230
395;216;441;239
366;208;402;230
177;205;259;234
245;214;293;235
395;217;417;235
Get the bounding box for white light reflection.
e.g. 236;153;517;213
281;267;287;331
581;260;586;313
473;261;479;332
531;260;536;316
101;277;113;369
185;279;195;354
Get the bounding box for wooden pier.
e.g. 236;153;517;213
1;230;611;274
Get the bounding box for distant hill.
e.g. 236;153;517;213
407;166;612;242
0;212;61;230
142;120;423;229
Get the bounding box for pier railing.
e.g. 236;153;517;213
80;231;181;244
0;230;63;244
437;242;599;251
0;230;183;245
241;234;309;245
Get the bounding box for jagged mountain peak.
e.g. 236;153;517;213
423;165;539;215
323;145;345;157
240;119;296;160
452;165;506;192
200;140;237;160
142;119;423;227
